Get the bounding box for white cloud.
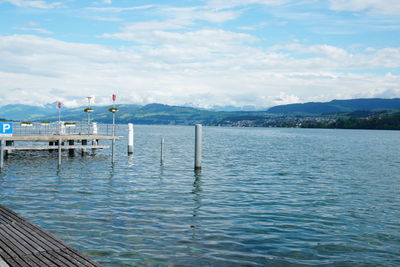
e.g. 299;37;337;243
207;0;291;9
329;0;400;15
13;22;53;34
0;34;399;108
87;5;154;12
4;0;61;8
86;16;122;22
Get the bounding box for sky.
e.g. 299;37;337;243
0;0;399;108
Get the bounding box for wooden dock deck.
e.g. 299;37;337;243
0;205;101;267
0;134;119;142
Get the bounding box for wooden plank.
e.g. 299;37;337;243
47;250;77;267
65;248;102;267
57;248;92;267
35;252;58;267
4;224;46;253
0;134;120;142
23;254;43;267
0;225;32;256
13;223;58;252
40;251;71;267
0;238;30;267
0;206;26;223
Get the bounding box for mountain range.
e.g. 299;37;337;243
1;98;400;125
267;98;400;115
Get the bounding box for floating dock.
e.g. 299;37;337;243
0;122;122;168
1;134;117;152
0;205;101;267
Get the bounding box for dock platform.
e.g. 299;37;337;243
0;205;101;267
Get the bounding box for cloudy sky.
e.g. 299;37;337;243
0;0;399;108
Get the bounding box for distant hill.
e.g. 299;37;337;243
267;98;400;115
0;103;239;125
2;98;400;127
0;103;56;121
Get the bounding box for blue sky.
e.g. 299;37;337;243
0;0;399;108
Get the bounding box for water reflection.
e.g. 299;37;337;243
191;170;202;238
1;126;400;266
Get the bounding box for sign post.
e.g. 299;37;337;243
57;102;62;134
0;122;13;169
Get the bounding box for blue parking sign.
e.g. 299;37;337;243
0;122;13;136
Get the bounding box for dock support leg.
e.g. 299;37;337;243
49;142;54;153
0;140;4;169
112;139;115;163
68;140;74;156
58;138;62;167
128;123;134;155
194;124;202;170
81;140;88;156
92;139;98;154
5;141;13;157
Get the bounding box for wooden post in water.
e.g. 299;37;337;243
68;140;75;156
128;123;134;155
58;138;62;167
49;141;54;153
5;140;13;157
194;124;202;170
81;139;88;156
160;137;164;164
0;140;4;169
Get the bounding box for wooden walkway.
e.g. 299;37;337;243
0;205;101;267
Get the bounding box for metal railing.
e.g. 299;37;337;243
11;122;121;136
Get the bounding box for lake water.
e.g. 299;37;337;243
1;125;400;266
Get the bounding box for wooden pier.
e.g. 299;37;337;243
0;205;101;267
0;124;122;168
1;134;118;152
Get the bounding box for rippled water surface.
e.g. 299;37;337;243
1;126;400;266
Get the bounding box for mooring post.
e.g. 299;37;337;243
81;139;88;156
5;140;13;157
128;123;134;155
49;141;54;153
194;124;202;170
0;140;4;169
58;138;62;167
111;112;116;163
68;140;75;156
91;122;98;154
160;137;164;164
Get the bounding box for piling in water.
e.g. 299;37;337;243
91;122;98;154
68;140;74;156
194;124;202;170
58;138;62;167
128;123;134;155
81;139;88;156
0;140;4;169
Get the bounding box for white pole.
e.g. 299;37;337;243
112;112;115;163
91;122;98;135
128;123;134;155
58;138;62;167
0;140;4;169
91;122;98;154
194;124;202;170
160;137;164;164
